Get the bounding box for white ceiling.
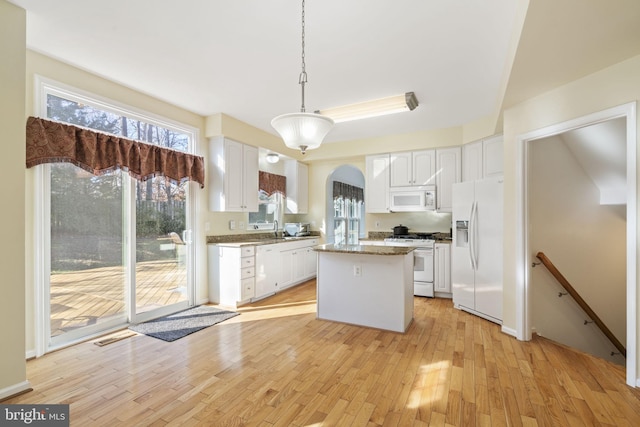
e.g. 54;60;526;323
9;0;640;146
9;0;522;143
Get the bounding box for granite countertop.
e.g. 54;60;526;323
208;234;319;247
313;244;415;256
364;231;452;243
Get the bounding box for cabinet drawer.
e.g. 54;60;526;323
241;246;255;257
241;256;255;268
241;266;255;279
241;277;254;300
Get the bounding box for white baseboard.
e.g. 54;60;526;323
501;325;518;338
0;380;33;401
25;349;36;360
197;298;209;306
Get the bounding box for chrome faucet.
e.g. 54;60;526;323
274;220;278;238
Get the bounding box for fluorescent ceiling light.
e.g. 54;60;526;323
317;92;419;123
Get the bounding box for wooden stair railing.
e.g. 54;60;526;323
535;251;626;358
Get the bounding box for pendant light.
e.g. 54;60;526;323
271;0;334;155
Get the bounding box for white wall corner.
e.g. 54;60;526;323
599;188;626;205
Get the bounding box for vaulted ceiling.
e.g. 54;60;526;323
9;0;640;144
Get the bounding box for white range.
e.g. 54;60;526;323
383;237;435;297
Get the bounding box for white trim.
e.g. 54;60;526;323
626;102;637;387
515;102;637;387
501;325;517;338
33;165;49;358
125;173;136;323
33;76;200;354
34;75;197;148
0;381;33;401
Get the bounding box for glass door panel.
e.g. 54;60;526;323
49;164;126;339
135;177;189;315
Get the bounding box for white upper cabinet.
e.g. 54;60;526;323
435;147;461;212
284;160;309;214
365;154;390;213
462;140;484;182
482;135;504;178
413;150;437;186
462;135;503;182
390;150;435;186
208;137;258;212
390;152;412;186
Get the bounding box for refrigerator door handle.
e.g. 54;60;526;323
472;201;479;269
468;202;476;270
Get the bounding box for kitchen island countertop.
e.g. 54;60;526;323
313;244;415;256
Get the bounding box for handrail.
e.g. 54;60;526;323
535;252;626;358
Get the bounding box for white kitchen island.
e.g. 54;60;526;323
314;244;415;333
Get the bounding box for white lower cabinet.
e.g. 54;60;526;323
255;238;319;300
209;245;256;307
280;238;318;289
304;247;317;277
255;245;281;299
280;249;303;288
434;243;451;296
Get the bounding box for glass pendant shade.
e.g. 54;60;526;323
271;112;334;154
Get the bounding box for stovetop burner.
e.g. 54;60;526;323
389;233;435;240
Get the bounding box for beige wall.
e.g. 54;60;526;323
503;54;640;377
0;0;27;397
304;126;464;162
530;134;626;364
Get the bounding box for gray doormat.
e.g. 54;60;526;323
129;305;239;342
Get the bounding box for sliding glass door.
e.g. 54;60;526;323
40;81;195;351
134;177;190;319
49;166;127;341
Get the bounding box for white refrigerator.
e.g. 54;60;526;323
451;177;503;324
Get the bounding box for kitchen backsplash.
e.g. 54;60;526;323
366;211;452;234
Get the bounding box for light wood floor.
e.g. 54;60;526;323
7;280;640;426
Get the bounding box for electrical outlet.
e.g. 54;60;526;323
239;221;245;230
229;220;236;230
353;264;362;277
375;221;380;228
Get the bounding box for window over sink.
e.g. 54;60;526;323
248;191;284;230
248;171;286;230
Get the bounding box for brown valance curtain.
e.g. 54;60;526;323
333;181;364;202
25;116;205;188
259;171;286;196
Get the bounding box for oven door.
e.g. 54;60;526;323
414;248;434;282
413;247;434;297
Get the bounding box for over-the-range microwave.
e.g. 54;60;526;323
389;185;436;212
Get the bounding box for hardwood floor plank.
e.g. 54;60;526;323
6;280;640;426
